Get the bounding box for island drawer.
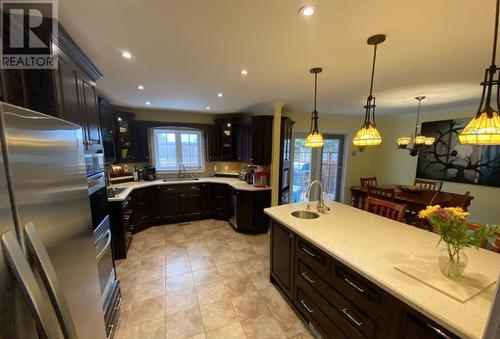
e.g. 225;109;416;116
329;258;402;326
296;236;330;277
298;260;398;339
295;281;347;339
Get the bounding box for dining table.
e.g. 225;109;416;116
350;184;474;214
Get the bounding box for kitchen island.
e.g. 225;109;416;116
264;201;499;339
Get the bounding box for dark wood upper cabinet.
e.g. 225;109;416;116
129;120;150;163
0;23;103;154
99;98;117;164
251;116;273;165
205;125;220;161
215;118;237;161
235;117;251;162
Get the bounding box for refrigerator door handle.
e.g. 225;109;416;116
24;222;78;339
1;230;64;339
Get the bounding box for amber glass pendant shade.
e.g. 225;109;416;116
305;131;324;147
353;122;382;146
397;137;411;148
459;110;500;145
459;0;500;145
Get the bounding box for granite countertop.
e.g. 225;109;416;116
108;177;271;202
264;201;500;339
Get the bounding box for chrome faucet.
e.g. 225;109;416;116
178;163;186;179
305;180;331;213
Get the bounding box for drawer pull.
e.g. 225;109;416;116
344;277;365;293
426;324;451;339
301;272;316;284
114;297;122;311
342;308;363;327
301;247;316;257
300;299;314;313
106;324;114;339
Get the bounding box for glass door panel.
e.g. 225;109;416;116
320;135;344;201
291;137;312;203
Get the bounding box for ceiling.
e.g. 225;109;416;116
59;0;496;115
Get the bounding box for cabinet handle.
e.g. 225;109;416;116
344;277;365;293
426;324;452;339
301;247;315;257
106;324;114;339
114;297;122;311
301;272;316;284
342;308;363;327
300;300;314;313
289;233;293;239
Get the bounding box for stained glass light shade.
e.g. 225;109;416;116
397;137;411;148
414;135;427;145
304;131;324;148
458;110;500;145
424;137;435;146
353;122;382;146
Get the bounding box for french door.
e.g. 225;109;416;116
290;134;345;203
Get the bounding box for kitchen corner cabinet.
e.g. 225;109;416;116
0;24;103;154
230;189;271;233
109;195;134;260
99;98;117;164
269;219;460;339
156;184;209;223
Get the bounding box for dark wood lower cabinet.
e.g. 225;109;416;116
109;196;133;260
269;219;460;339
230;189;271;234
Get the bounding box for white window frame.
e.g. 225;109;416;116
151;127;205;173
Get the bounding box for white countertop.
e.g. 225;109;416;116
108;177;270;202
264;201;500;339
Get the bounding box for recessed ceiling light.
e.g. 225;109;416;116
217;92;223;97
137;85;144;90
145;101;151;105
122;51;133;59
240;69;249;76
299;5;316;17
206;106;211;110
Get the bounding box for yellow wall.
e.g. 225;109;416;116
115;106;216;124
375;105;500;225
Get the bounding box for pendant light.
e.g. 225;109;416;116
305;67;324;148
397;96;435;156
459;0;500;145
353;34;386;147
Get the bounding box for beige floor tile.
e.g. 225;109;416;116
259;286;289;309
129;295;165;324
129;318;165;339
196;282;231;305
240;257;269;275
288;331;315;339
269;303;307;337
248;270;272;290
224;276;256;298
134;278;165;301
142;246;166;259
233;247;258;262
227;239;251;251
192;269;222;286
231;290;271;321
165;272;194;293
166;261;192;276
187;334;206;339
190;257;217;272
205;321;246;339
199;301;238;331
137;264;166;284
165;307;204;339
165;288;199;316
141;255;166;266
212;250;238;266
165;248;190;263
217;263;247;279
241;313;287;339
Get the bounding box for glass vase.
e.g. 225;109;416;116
438;244;468;278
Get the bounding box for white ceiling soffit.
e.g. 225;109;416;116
59;0;494;115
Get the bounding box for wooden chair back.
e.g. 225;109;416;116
414;178;443;191
367;186;395;201
447;191;471;210
360;176;377;187
467;223;500;254
364;197;406;222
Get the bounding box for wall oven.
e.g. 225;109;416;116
87;167;120;338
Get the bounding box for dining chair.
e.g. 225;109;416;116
447;191;471;210
364;197;407;222
467;223;500;254
414;178;443;191
360;176;377;187
367;186;395;201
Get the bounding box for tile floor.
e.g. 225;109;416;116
115;219;314;339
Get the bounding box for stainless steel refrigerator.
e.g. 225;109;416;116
0;102;106;338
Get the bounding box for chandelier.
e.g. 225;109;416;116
396;96;435;157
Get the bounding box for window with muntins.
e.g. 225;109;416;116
152;128;204;171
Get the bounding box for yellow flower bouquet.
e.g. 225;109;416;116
418;205;500;277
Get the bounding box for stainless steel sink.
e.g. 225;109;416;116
163;178;199;182
107;187;126;198
291;210;320;219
